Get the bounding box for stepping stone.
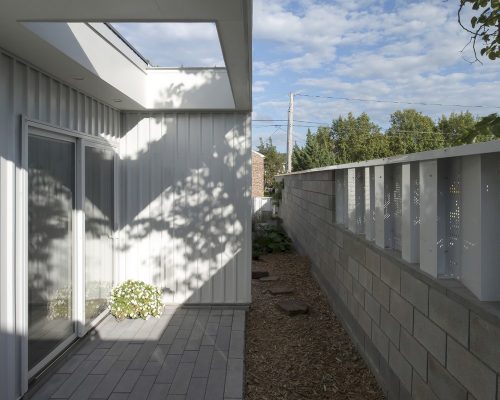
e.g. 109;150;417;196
276;300;309;316
259;276;280;282
268;286;294;295
252;270;269;279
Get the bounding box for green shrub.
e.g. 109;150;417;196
252;224;291;259
109;280;163;320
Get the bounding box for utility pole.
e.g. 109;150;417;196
286;92;294;173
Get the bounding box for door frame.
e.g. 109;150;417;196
17;117;119;388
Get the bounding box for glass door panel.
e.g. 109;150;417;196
84;147;114;323
28;135;75;370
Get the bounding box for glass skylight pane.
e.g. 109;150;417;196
110;22;225;68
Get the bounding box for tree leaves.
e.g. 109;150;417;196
459;0;500;62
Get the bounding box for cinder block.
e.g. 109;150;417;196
429;289;469;347
412;370;438;400
353;279;364;306
428;355;467;400
400;328;427;380
348;256;359;279
381;308;400;347
401;270;428;315
470;312;500;374
414;310;446;365
373;276;390;310
372;323;389;361
364;292;380;324
358;265;373;293
390;291;413;333
380;358;400;399
344;236;365;265
365;247;381;277
358;306;372;337
446;337;497;400
388;343;412;391
381;257;401;293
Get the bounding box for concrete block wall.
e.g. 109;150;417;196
279;170;500;400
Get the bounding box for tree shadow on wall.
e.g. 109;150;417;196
118;111;251;304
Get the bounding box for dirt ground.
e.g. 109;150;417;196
245;251;384;400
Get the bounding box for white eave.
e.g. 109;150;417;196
0;0;252;111
252;150;265;158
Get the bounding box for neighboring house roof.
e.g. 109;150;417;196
252;150;265;158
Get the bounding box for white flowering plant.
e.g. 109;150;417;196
108;280;163;320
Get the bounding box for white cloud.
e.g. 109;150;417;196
111;22;224;67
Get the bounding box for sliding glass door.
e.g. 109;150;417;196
84;146;114;324
26;126;116;378
28;135;76;371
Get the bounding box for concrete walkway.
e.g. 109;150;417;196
29;307;246;400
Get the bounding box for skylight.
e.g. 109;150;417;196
110;22;225;68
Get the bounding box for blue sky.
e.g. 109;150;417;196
114;0;500;152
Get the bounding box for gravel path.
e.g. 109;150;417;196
245;251;384;400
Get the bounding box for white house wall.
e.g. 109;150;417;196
119;112;252;305
0;49;121;400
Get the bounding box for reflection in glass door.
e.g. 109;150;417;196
28;135;75;371
84;147;114;323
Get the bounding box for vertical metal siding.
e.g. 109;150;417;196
119;112;252;305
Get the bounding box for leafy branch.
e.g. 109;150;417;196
458;0;500;62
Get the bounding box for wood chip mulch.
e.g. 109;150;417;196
245;251;385;400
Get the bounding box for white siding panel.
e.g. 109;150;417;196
118;112;252;305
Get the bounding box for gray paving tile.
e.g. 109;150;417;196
180;316;197;331
87;348;109;361
114;369;141;392
221;310;234;316
215;326;231;352
220;315;233;327
147;384;171;400
107;393;129;400
169;363;195;395
201;334;216;346
210;310;222;316
180;351;198;363
156;354;182;384
128;375;156;400
192;346;214;378
224;358;244;399
91;355;119;375
159;326;180;345
205;368;226;400
128;341;157;370
52;360;99;398
166;395;185;400
211;349;228;370
176;329;192;339
119;343;143;361
69;374;103;400
31;374;70;400
91;360;130;399
186;377;207;400
228;330;244;359
168;339;187;355
232;311;245;331
205;323;219;336
107;341;130;357
58;355;87;374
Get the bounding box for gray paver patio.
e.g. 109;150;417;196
28;307;245;400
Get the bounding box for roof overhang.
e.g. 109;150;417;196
0;0;252;111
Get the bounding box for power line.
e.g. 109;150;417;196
295;93;500;109
253;119;328;125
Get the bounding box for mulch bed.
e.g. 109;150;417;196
245;251;384;400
